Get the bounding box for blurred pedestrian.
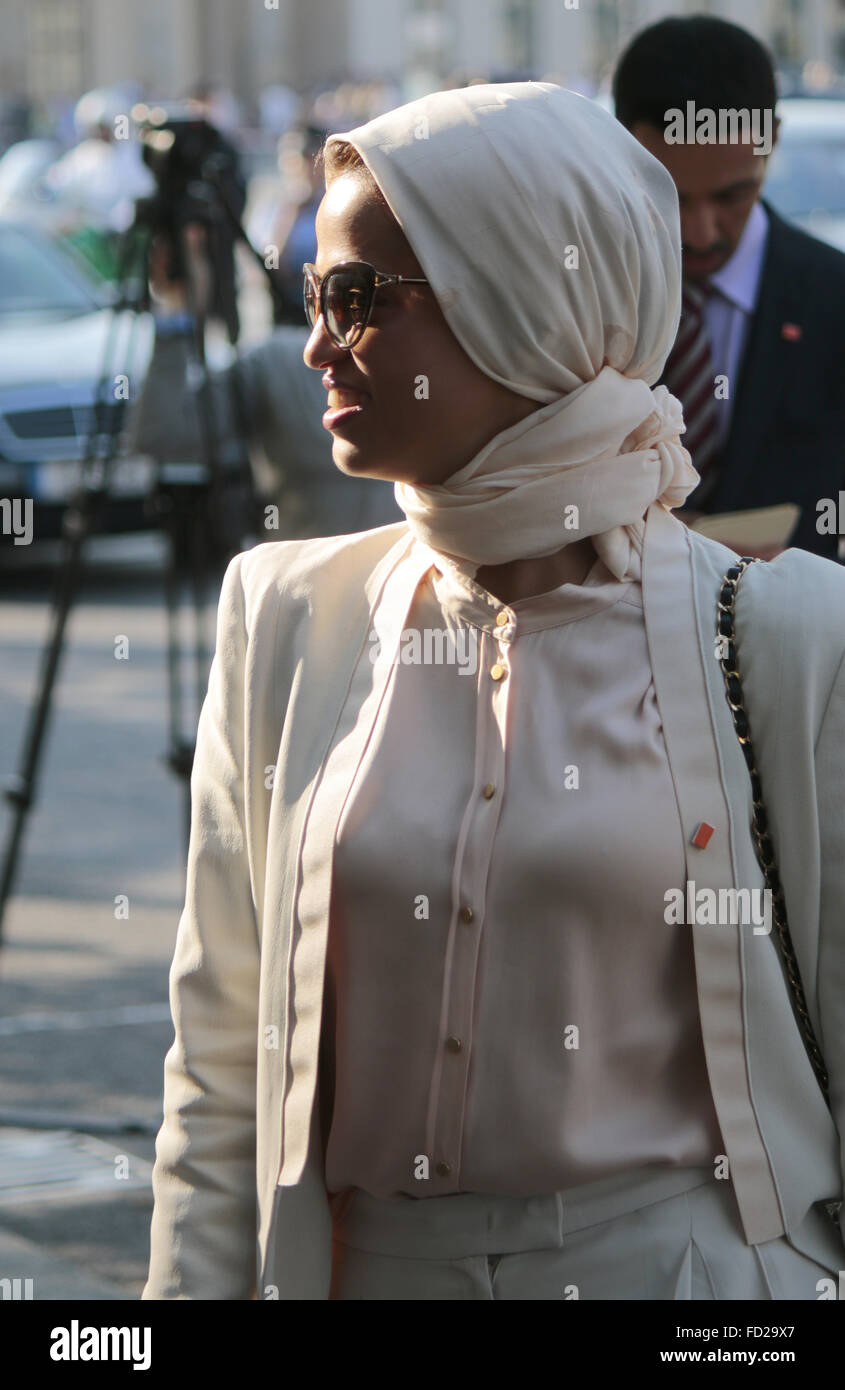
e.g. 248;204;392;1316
45;87;154;278
262;124;329;327
46;88;154;228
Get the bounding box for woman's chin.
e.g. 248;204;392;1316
330;437;369;472
331;440;399;484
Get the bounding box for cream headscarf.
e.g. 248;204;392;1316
324;83;700;582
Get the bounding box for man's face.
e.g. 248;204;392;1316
631;119;779;280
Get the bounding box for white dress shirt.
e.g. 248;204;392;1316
703;199;770;448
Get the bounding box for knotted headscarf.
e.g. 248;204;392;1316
324;83;700;581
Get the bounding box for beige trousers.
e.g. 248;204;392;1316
328;1164;844;1300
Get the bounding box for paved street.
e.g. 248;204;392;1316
0;529;224;1300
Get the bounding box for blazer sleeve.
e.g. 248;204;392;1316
142;551;261;1299
814;643;845;1248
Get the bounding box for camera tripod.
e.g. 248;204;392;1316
0;175;288;946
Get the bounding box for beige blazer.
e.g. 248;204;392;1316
142;501;845;1299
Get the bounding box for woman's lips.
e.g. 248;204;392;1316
323;387;368;430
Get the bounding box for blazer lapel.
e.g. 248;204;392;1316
276;537;436;1187
709;200;803;510
641;501;784;1243
255;525;416;1267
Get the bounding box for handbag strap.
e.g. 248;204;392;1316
716;558;832;1104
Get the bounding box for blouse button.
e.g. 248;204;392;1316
436;1161;452;1177
482;783;496;799
490;663;507;680
495;610;509;627
446;1036;462;1053
459;905;474;923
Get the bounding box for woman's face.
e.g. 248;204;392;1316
303;171;539;486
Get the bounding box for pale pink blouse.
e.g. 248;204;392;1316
318;543;724;1199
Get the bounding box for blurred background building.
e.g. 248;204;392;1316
1;0;844;133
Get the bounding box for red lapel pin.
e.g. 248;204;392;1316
781;322;802;341
691;821;715;849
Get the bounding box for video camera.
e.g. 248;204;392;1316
134;105;247;341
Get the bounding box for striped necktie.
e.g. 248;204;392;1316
662;281;719;485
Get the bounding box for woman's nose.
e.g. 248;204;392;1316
303;315;349;369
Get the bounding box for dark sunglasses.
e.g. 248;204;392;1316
303;260;429;349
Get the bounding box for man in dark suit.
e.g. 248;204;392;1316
613;15;845;561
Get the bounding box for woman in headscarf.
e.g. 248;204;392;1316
143;84;845;1301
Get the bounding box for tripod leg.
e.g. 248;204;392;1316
186;495;211;860
156;491;190;858
0;514;88;899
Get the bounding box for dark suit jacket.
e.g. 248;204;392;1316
662;199;845;560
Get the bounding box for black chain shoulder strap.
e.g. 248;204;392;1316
718;557;842;1228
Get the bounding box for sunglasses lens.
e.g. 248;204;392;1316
303;272;318;328
324;266;371;346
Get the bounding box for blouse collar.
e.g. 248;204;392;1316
412;539;636;637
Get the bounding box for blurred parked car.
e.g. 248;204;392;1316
0;220;155;543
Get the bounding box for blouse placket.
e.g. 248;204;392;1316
426;600;516;1188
